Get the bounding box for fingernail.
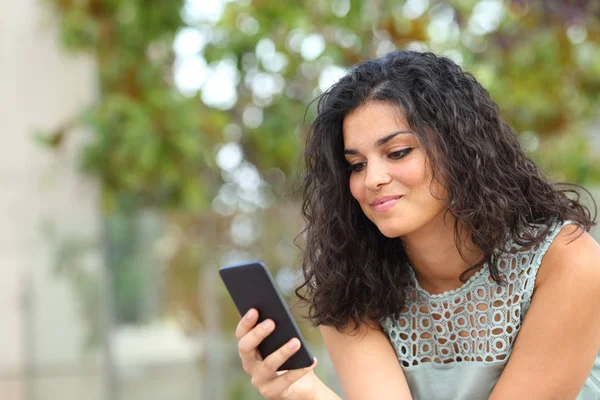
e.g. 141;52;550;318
262;320;273;331
246;309;255;319
288;339;299;350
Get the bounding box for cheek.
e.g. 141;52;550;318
401;156;447;204
398;159;428;187
428;179;447;201
348;175;362;201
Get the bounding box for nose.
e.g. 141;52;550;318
364;161;392;191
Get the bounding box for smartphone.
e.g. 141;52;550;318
219;260;314;371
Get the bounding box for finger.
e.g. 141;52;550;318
258;358;318;399
239;319;274;376
252;337;304;386
238;319;275;365
235;308;259;340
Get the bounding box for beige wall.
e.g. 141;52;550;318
0;0;102;399
0;5;203;400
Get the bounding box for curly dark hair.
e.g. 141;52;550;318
295;50;597;332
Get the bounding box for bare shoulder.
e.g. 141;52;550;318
536;223;600;289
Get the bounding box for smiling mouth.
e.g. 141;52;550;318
371;197;402;212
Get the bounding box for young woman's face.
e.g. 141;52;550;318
342;101;448;238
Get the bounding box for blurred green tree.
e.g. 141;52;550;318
206;0;600;185
39;0;227;328
40;0;600;348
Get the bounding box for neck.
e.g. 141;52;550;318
401;211;484;295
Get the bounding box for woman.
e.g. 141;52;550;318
234;51;600;399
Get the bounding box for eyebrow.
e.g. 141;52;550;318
343;130;412;155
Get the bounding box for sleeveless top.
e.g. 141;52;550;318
381;220;600;400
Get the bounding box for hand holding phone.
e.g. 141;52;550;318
221;261;319;399
219;260;314;370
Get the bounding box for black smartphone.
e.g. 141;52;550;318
219;260;314;371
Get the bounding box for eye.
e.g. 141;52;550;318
389;148;413;160
348;162;366;173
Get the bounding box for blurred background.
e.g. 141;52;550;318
1;0;599;399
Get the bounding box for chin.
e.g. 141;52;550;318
380;231;402;239
373;221;408;239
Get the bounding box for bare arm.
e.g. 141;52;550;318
320;321;412;399
233;306;407;400
490;225;600;399
310;374;342;399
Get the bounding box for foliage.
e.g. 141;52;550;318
42;0;600;214
41;0;600;355
42;0;222;212
207;0;600;184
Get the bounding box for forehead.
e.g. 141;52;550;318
342;101;412;145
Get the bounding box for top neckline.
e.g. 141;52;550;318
405;220;567;300
407;263;490;299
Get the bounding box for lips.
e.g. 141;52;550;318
370;196;403;212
